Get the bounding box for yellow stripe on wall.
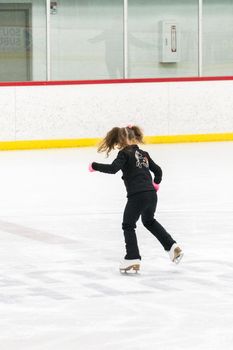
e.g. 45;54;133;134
144;133;233;144
0;133;233;151
0;138;101;151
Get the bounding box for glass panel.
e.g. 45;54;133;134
0;1;47;82
128;0;199;78
203;0;233;76
50;0;124;80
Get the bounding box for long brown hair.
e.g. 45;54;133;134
97;125;144;156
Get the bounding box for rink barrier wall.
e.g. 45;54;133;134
0;133;233;151
1;76;233;149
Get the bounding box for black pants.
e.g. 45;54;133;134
122;191;176;260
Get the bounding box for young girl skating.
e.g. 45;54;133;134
89;125;183;273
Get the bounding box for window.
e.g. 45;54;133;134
127;0;199;78
0;0;233;82
203;0;233;76
50;0;124;80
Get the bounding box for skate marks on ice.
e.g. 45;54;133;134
2;258;233;350
121;257;233;297
23;259;233;300
181;259;233;291
1;220;233;301
1;239;233;302
0;220;80;245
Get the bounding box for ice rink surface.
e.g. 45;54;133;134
0;141;233;350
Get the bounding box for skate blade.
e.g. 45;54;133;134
120;264;140;274
173;252;184;264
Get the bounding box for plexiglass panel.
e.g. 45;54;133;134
128;0;199;78
1;1;233;82
0;0;47;81
50;0;124;80
203;0;233;76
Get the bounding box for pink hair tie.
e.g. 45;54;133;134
127;124;133;128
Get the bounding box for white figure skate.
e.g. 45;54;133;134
119;259;141;274
169;243;183;264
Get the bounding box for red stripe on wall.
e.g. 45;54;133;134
1;76;233;87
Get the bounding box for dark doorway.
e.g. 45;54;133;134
0;3;32;81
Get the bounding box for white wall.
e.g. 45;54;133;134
0;80;233;142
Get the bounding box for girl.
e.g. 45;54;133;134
89;125;183;273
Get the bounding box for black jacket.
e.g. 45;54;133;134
92;145;162;197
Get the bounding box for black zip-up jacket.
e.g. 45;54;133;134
92;145;162;197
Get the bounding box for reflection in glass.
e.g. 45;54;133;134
50;0;124;80
128;0;198;78
203;0;233;76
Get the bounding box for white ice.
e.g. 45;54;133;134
0;142;233;350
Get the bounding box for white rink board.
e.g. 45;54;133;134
0;80;233;141
0;142;233;350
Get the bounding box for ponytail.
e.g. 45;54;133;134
98;125;144;156
97;127;120;157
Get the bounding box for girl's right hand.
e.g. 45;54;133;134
88;163;96;172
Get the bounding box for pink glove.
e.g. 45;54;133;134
88;163;96;172
153;182;160;191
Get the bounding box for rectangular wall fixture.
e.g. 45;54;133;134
159;20;180;63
